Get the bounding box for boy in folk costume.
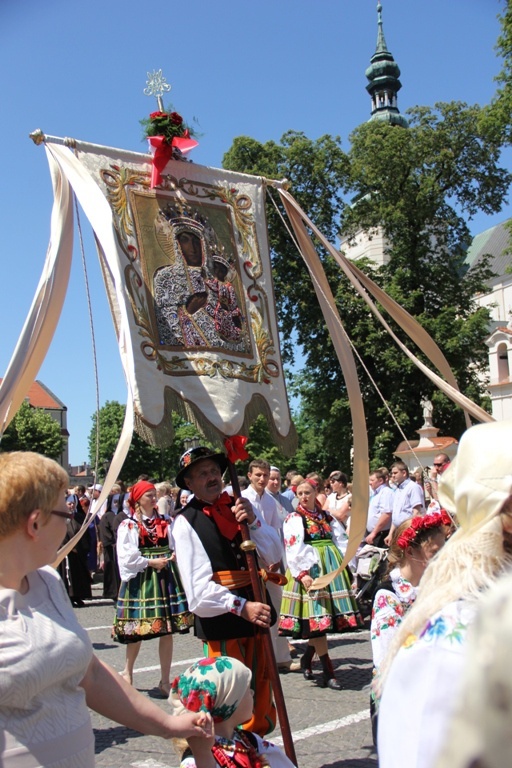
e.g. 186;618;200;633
172;447;283;736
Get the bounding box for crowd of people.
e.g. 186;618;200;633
2;421;512;768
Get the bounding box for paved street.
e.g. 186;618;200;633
82;582;377;768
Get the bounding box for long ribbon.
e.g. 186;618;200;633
148;134;199;188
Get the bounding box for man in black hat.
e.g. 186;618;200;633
172;446;283;736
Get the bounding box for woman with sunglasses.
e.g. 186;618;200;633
0;451;211;768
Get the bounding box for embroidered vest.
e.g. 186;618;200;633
178;500;256;640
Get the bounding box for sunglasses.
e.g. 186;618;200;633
51;509;74;520
432;463;445;468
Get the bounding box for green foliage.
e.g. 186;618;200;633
88;401;205;484
1;401;65;460
224;132;349;364
140;104;196;144
237;414;292;475
223;104;508;471
482;0;512;145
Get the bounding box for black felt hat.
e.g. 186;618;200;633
175;446;228;489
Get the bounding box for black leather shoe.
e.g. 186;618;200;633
321;676;342;690
300;655;314;681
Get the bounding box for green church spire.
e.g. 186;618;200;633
365;2;408;128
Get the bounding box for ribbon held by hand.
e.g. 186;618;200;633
224;435;250;464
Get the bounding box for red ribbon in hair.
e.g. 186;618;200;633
148;133;199;188
223;435;249;464
203;491;239;540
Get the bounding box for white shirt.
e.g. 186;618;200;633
0;567;94;768
367;484;394;532
172;503;283;618
392;478;425;526
242;486;283;534
378;599;475;768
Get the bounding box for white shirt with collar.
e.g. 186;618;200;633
242;486;283;535
367;484;394;532
392;478;425;527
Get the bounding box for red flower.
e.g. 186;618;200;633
169;111;183;125
150;111;167;119
185;689;203;712
410;516;424;530
440;510;452;526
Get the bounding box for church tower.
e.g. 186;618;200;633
340;2;408;265
365;2;408;128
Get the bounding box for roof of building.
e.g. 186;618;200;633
464;219;512;284
0;379;66;410
394;435;458;454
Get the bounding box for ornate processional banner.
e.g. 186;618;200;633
70;144;296;451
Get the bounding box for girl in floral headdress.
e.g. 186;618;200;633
369;512;449;743
113;480;193;696
371;513;450;673
172;656;296;768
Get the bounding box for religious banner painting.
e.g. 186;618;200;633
68;145;296;451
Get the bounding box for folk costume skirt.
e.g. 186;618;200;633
278;539;363;639
112;546;193;643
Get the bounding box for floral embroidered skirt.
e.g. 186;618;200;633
278;540;364;639
112;545;193;643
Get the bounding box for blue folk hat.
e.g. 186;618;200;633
176;446;228;489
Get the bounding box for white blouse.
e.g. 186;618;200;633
0;567;94;768
283;510;348;578
116;515;174;582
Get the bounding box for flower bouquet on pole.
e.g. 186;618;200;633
141;107;198;187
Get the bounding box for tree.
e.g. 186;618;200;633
223;104;510;469
1;401;65;460
483;0;512;146
224;132;350;362
88;401;204;484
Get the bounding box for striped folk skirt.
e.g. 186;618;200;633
112;545;193;643
278;539;364;639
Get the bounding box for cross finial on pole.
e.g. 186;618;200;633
144;69;171;112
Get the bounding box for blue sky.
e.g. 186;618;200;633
0;0;508;465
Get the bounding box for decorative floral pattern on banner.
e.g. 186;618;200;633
100;166;280;383
74;147;296;450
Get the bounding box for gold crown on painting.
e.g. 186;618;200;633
159;202;210;239
159;201;231;268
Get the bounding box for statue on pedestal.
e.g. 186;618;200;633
421;397;434;427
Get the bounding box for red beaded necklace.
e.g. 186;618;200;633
211;733;268;768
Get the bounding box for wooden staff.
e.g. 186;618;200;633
226;459;298;766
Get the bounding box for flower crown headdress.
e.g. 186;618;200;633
397;510;452;549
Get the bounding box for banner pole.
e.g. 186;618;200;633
226;460;298;766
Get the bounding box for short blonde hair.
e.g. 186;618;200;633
155;481;173;497
0;452;69;538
